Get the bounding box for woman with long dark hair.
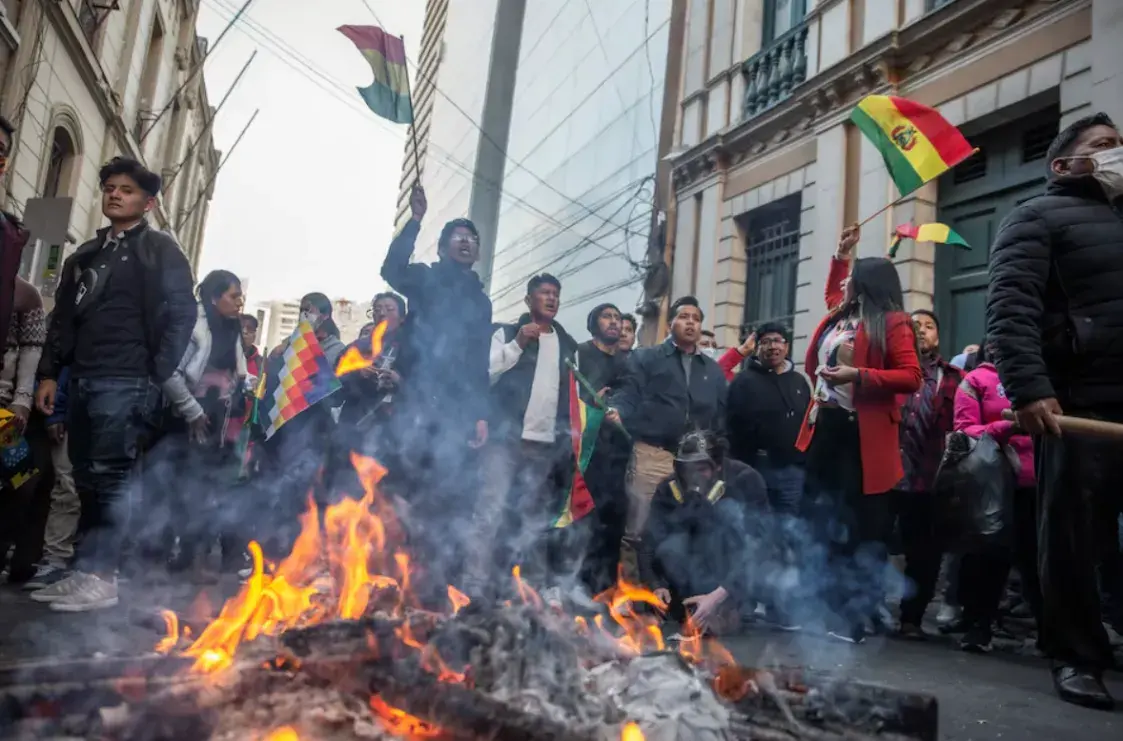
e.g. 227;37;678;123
794;225;922;643
158;270;247;576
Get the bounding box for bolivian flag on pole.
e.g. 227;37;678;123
889;222;971;258
850;95;976;197
338;25;413;124
553;371;604;529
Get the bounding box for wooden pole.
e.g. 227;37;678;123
1000;409;1123;441
401;35;423;186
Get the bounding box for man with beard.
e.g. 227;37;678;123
575;303;631;591
381;185;491;597
609;296;727;581
33;157;195;611
987;112;1123;709
468;274;577;597
892;309;961;640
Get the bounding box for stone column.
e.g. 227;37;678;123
1090;0;1123;123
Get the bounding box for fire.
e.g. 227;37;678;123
335;320;388;376
512;565;542;609
369;695;443;738
178;454;409;674
155;609;179;654
447;585;471;615
593;568;667;655
622;721;645;740
262;727;300;741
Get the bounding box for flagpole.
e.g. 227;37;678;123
401;35;422;186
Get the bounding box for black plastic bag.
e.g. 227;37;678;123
933;431;1017;554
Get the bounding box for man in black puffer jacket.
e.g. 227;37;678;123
986;112;1123;711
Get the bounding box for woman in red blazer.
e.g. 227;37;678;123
795;225;922;644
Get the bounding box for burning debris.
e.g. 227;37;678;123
0;453;938;741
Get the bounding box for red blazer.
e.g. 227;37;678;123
795;257;922;495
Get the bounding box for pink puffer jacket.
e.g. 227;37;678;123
953;363;1035;489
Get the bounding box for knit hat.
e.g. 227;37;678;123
587;302;621;335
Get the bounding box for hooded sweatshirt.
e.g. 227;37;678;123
726;357;811;467
953;362;1035;489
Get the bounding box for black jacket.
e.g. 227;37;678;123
986;177;1123;410
575;340;628;405
726;358;811;467
613;340;727;451
38;221;196;384
489;315;578;442
639;459;768;600
381;219;493;427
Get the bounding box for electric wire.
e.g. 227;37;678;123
202;0;631;261
202;0;644;271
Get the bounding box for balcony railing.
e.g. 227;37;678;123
742;22;809;121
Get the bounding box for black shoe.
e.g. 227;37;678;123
1051;666;1115;711
938;615;971;634
960;623;993;653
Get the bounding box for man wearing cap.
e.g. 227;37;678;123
639;430;767;633
610;296;727;582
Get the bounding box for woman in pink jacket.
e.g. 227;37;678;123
951;342;1042;653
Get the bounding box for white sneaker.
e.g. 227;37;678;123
23;563;68;590
29;571;85;602
49;574;119;612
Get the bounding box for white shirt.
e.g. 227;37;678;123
814;317;858;411
489;327;560;442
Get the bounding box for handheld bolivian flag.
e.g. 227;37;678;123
338;25;413;124
851;95;975;197
259;321;342;440
889;222;971;258
553;371;604;528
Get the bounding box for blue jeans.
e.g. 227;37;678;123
759;462;806;516
68;377;161;575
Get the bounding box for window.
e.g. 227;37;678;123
42;126;78;197
77;0;117;49
763;0;807;45
135;11;166;141
740;194;801;331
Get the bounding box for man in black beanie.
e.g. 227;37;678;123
987;112;1123;710
574;302;631;591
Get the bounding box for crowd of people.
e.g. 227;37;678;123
0;112;1120;713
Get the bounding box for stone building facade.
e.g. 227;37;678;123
665;0;1116;360
0;0;219;302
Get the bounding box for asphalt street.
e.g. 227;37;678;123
0;578;1120;740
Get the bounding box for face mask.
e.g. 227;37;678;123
676;461;716;498
300;309;324;329
701;348;719;360
1087;147;1123;199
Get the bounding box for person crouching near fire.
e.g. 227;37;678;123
639;430;769;634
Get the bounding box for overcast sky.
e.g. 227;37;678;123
194;0;425;306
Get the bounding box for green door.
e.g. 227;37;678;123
934;111;1059;358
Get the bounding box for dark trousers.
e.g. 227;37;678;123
802;407;894;634
896;490;944;626
759;460;806;516
579;433;630;594
68;376;160;575
957;486;1042;628
1036;407;1123;672
0;417;54;579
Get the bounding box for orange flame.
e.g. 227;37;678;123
155;609;179;654
592;568;667;655
335;320;388;376
622;721;645;740
177;453;413;674
447;585;471;616
262;727;300;741
370;695;443;738
512;565;543;609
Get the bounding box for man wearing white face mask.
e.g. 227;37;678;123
987;112;1123;711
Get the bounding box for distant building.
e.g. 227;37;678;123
0;0;220;306
262;297;369;349
264;299;301;351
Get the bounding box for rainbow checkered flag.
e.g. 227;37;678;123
258;320;342;440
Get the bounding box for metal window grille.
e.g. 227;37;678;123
741;197;801;333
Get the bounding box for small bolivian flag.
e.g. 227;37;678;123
338;25;413;124
889;222;970;258
851;95;976;197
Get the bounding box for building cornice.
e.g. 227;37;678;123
670;0;1070;193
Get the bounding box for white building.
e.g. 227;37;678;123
261;297;370;351
0;0;220;303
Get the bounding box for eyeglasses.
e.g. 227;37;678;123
450;235;479;246
759;337;787;347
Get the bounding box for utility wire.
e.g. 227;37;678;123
202;0;631;263
139;0;256;144
164;50;257;192
177;108;259;231
361;0;647;236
